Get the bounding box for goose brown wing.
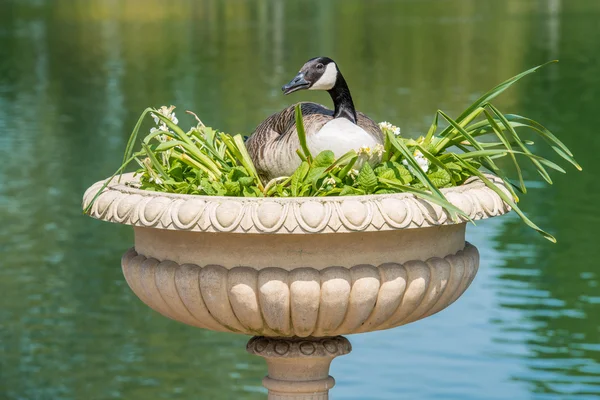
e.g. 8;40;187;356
246;102;333;179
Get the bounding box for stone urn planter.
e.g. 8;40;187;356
83;172;510;399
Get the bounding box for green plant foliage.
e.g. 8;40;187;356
85;63;582;242
356;163;378;194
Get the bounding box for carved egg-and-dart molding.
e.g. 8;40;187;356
83;173;511;234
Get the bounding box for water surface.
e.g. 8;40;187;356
1;1;599;399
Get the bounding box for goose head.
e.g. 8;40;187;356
282;57;339;94
282;57;358;123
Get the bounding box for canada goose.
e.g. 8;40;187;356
246;57;384;181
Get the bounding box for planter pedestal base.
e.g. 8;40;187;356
247;336;352;400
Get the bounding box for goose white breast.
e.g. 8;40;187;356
308;118;380;157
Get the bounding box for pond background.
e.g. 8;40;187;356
0;0;599;399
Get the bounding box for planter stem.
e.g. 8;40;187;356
247;336;351;399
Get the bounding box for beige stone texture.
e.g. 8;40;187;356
83;173;510;399
83;173;511;234
247;336;351;399
120;240;478;336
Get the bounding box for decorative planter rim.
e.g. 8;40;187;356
83;172;510;234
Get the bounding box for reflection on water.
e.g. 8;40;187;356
0;1;598;399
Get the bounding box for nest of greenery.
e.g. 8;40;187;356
85;62;580;242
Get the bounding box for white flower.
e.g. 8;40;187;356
151;105;178;133
156;105;178;123
372;144;385;157
357;145;371;156
379;121;401;136
414;150;429;173
349;169;359;180
403;150;430;174
324;177;336;186
148;176;164;185
150;126;169;136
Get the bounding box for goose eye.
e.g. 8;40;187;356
316;63;324;70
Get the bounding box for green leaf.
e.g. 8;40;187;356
389;162;413;184
453;156;556;242
386;132;458;220
378;169;396;180
337;156;358;180
427;169;452;187
306;166;327;184
243;186;263;197
233;134;263;188
169;164;183;181
424;111;439;146
221;133;263;189
295;104;312;162
141;143;171;187
291;161;310;196
340;185;364;196
482;109;526;193
228;166;249;181
456;149;566;173
83;151;144;214
325;150;358;173
436;109;523;201
224;181;241;196
415;144;456;185
313;150;336;168
211;181;227;196
505;114;581;171
120;107;154;182
238;176;255;187
444;162;462;172
487;104;553;184
378;178;470;221
356;163;378;194
438;61;557;137
375;189;398;194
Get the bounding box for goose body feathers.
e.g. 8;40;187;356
246;102;382;181
246;57;385;182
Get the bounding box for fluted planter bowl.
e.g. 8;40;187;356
83;172;510;399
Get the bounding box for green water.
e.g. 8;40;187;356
1;1;598;399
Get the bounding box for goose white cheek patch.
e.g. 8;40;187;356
310;63;337;90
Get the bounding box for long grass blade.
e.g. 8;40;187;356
151;112;195;147
487;104;553;184
387;132;459;220
424;111;439;146
378;178;470;221
83;152;144;214
454;142;521;200
325;150;358;173
457;149;566;173
233;134;264;190
120;107;154;182
483;109;525;192
170;150;215;178
338;156;358;180
415;144;456;186
295;104;313;162
141;143;173;190
506;114;581;170
453;155;556;242
439;61;557;137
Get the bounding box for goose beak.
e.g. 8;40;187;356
282;72;310;95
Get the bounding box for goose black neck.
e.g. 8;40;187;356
328;73;357;124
